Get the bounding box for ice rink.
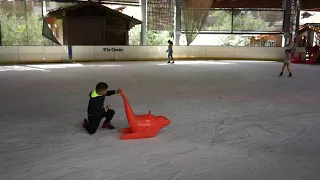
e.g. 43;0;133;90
0;60;320;180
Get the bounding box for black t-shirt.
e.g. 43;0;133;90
87;90;116;117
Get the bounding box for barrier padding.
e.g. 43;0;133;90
0;46;305;65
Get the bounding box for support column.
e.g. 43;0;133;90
293;9;300;43
291;0;299;41
283;0;292;47
174;0;181;45
140;0;147;45
0;24;2;46
42;0;47;17
294;1;300;40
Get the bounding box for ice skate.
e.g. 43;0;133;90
82;119;88;128
102;121;115;129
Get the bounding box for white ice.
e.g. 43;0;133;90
0;61;319;180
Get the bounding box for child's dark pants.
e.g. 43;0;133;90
86;109;115;134
168;51;174;62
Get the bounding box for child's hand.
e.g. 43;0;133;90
105;105;111;110
116;88;122;94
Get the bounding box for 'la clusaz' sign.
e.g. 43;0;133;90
103;47;124;52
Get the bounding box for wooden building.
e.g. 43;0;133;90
298;23;320;47
45;1;141;45
254;34;283;47
248;23;320;47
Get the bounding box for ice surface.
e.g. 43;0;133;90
0;61;320;180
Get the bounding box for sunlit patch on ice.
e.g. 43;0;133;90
0;65;48;72
27;63;84;69
85;65;122;67
224;60;277;63
157;61;234;65
0;63;122;72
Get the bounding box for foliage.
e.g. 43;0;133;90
208;11;267;46
209;11;267;31
232;14;267;32
126;10;270;46
129;25;172;45
208;11;232;31
220;35;250;46
25;12;45;45
147;30;171;45
129;25;141;45
0;10;46;46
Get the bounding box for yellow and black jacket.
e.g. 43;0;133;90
87;89;116;118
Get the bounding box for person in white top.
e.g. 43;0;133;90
279;49;292;77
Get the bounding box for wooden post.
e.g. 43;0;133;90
125;21;130;45
63;17;68;45
102;17;106;45
174;0;181;45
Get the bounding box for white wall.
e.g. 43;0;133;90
0;46;306;64
0;47;20;63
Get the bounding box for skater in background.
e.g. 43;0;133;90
279;49;292;77
166;40;174;64
82;82;121;134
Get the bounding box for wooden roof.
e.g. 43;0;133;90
300;0;320;11
299;23;320;33
256;23;320;39
183;0;320;10
211;0;283;9
46;1;141;25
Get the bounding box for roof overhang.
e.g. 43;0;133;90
46;1;141;25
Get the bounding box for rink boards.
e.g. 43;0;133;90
0;46;305;64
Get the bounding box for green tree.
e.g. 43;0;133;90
208;11;232;31
209;11;267;31
209;11;267;46
129;25;141;45
0;10;46;46
129;26;171;46
220;35;249;46
232;14;267;32
0;10;25;45
25;12;45;45
147;30;171;45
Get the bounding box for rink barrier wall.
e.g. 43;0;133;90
0;46;306;64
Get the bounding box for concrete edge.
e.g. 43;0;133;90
0;57;282;65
